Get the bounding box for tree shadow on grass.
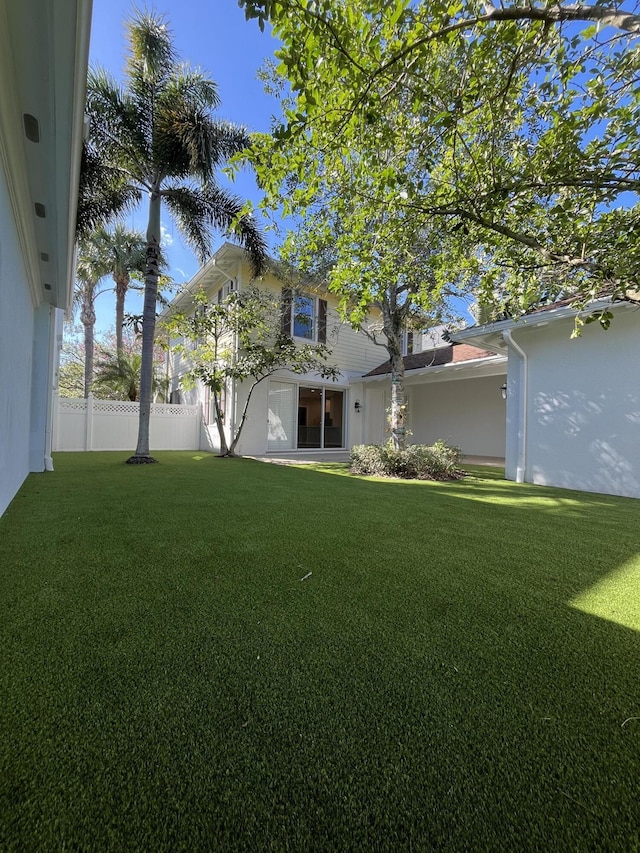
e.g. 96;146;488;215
2;453;640;850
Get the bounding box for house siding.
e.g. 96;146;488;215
506;311;640;498
407;374;507;457
0;159;36;515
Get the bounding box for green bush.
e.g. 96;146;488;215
350;440;464;480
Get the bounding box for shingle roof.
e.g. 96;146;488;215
363;343;498;377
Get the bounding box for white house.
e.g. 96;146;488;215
163;244;508;461
452;299;640;499
0;1;92;517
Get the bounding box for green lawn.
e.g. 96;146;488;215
1;452;639;851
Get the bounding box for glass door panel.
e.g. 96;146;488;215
297;387;322;448
267;381;296;451
323;389;344;448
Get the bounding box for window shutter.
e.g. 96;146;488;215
407;331;414;354
281;287;292;335
318;299;327;343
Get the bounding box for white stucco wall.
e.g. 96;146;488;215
506;309;640;498
407;374;507;457
0;160;36;516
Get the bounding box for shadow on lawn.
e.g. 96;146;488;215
2;452;640;850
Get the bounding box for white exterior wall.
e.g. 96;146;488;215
506;310;640;498
0;161;35;515
256;272;384;376
406;375;507;457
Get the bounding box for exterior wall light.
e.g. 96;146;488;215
500;383;507;400
354;400;363;412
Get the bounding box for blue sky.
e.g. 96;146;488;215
88;1;281;333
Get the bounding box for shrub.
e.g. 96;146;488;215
350;440;464;480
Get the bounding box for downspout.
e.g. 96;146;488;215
503;328;527;484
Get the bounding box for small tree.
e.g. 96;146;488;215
165;285;339;456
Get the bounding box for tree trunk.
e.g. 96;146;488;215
80;298;96;398
389;346;407;451
381;299;408;451
213;391;230;456
128;190;161;463
114;274;128;359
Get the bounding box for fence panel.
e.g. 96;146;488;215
54;396;201;451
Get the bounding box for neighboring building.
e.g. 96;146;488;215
163;244;507;461
0;1;92;516
452;299;640;499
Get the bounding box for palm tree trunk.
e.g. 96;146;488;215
128;190;161;463
115;275;127;358
80;299;96;398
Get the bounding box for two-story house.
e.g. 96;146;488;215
162;243;508;461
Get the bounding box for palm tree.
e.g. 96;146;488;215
74;236;111;397
94;350;167;402
93;223;148;358
85;11;267;464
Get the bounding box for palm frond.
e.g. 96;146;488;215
86;69;152;181
126;11;176;87
163;183;267;273
159;67;220;111
76;143;141;239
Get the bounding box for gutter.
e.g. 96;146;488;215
503;328;527;484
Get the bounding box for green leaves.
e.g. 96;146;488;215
241;0;639;323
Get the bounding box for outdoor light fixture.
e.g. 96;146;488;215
354;400;363;412
23;113;40;143
500;383;507;400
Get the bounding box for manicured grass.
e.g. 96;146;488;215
1;452;640;851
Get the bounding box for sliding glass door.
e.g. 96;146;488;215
297;386;344;449
268;383;345;451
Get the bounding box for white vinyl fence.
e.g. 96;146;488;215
54;395;201;451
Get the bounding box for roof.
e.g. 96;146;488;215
363;343;498;377
449;294;637;353
160;243;331;321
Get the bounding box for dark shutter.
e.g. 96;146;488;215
406;331;414;354
318;298;327;343
281;287;292;335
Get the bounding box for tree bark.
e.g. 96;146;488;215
128;190;161;463
80;298;96;398
389;347;407;451
114;274;128;359
381;299;408;450
214;391;230;456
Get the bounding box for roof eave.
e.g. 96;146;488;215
449;296;626;351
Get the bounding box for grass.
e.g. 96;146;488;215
1;452;640;851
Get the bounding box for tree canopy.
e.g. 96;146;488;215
240;0;640;319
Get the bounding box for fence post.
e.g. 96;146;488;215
85;393;94;451
51;391;60;453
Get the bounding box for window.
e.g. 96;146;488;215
293;294;314;339
216;279;236;303
281;288;327;343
